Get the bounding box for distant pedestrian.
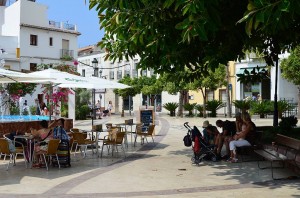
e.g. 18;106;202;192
107;101;113;116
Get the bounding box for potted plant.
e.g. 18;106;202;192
206;100;225;117
195;104;204;117
183;103;197;117
232;100;251;115
249;100;272;118
163;102;179;117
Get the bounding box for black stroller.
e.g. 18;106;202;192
183;122;217;165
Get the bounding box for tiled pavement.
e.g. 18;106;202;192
0;114;299;197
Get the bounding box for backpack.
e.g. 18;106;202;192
183;133;192;147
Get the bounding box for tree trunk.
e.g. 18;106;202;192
177;90;184;117
298;87;300;119
200;88;207;118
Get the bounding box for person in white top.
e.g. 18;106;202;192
107;101;113;116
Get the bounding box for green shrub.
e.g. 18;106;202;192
249;100;272;118
10;105;19;115
195;104;204;117
183;103;197;117
279;116;298;133
76;105;90;120
30;106;37;115
163;102;179;116
233;100;251;114
206;100;225;117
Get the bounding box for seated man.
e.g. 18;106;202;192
215;119;237;159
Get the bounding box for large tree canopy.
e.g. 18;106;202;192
90;0;248;78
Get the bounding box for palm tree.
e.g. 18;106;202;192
163;102;179;116
232;100;251;115
206;100;225;117
183;103;197;117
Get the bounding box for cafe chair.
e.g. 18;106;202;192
134;125;155;147
100;129;126;158
0;138;27;170
72;132;96;158
39;139;61;171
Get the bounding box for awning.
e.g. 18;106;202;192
236;67;256;75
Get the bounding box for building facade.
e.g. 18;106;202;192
0;0;80;111
0;0;80;72
77;45;179;115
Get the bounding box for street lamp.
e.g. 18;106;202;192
91;58;98;126
92;58;99;77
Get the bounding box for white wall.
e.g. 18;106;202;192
20;0;48;27
1;0;20;37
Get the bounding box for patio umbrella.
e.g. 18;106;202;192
26;68;93;121
0;68;53;83
58;77;130;126
28;68;90;84
57;77;130;89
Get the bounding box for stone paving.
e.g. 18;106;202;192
0;114;299;197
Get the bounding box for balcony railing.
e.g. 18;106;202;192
49;20;77;31
60;49;74;61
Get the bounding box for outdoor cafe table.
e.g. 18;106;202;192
82;129;108;156
115;123;138;146
14;134;35;168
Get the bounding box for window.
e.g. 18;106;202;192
142;69;147;76
206;90;214;101
109;71;114;80
49;37;53;46
219;89;227;103
82;69;85;77
117;70;122;79
30;35;38;46
125;70;130;77
30;63;37;71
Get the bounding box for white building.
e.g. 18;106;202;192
0;0;80;117
77;45;179;114
235;53;298;104
0;0;80;71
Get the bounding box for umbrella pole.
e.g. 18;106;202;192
49;84;53;121
92;88;95;127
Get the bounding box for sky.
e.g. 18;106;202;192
37;0;104;48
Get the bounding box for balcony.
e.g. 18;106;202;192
60;49;74;61
49;20;77;31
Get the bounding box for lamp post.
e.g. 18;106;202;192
92;58;98;126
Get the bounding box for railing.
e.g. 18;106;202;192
60;49;74;60
49;20;76;31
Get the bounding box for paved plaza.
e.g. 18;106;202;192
0;113;299;197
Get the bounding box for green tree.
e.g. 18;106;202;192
115;76;141;116
141;75;164;111
189;64;226;118
238;0;300;126
159;72;190;117
280;46;300;118
90;0;248;77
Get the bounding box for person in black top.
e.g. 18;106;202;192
215;119;237;159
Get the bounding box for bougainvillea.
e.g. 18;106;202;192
37;63;78;115
0;83;36;103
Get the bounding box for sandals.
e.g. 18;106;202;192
230;158;238;163
226;158;238;163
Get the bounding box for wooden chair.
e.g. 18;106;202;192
0;138;27;170
40;139;61;171
134;125;155;147
100;129;126;158
72;132;96;158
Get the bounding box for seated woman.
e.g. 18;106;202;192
228;112;256;163
205;125;220;146
31;120;56;168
